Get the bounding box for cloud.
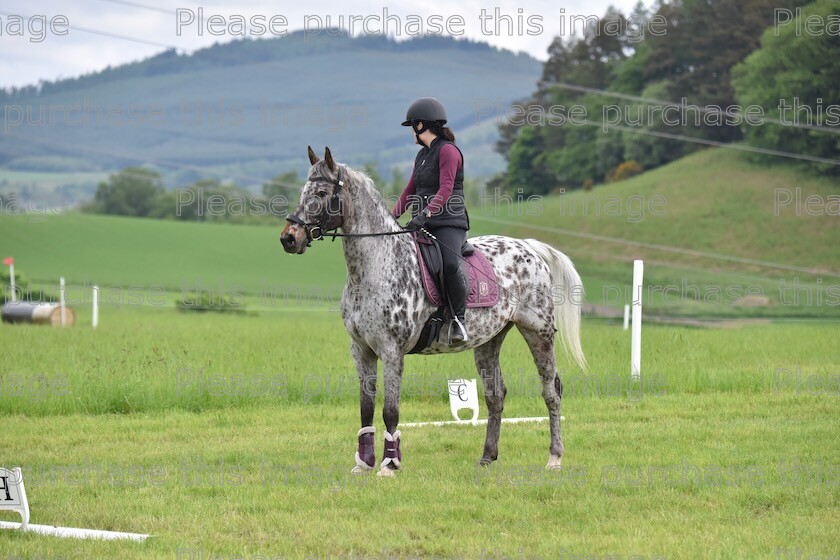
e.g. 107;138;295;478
1;0;639;88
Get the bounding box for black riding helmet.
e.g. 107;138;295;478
401;97;447;126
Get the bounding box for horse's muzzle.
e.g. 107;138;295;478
280;224;308;254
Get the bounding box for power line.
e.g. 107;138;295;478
564;246;828;286
553;82;840;136
0;9;178;50
582;118;840;166
90;0;172;15
476;215;840;278
90;0;262;42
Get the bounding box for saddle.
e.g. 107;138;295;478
408;231;499;354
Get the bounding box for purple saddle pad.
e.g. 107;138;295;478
413;236;499;308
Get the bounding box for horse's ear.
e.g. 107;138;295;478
324;147;336;172
307;145;320;165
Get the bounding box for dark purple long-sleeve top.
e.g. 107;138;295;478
391;143;462;218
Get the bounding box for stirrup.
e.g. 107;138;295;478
449;317;469;344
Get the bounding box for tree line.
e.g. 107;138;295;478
82;164;486;223
492;0;838;195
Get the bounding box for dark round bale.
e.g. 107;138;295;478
1;301;76;326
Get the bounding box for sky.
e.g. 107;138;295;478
1;0;641;89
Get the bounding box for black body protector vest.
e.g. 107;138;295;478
410;137;469;230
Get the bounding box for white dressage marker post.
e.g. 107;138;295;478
448;379;479;424
631;260;644;380
400;379;562;428
92;285;99;329
59;277;66;327
0;521;150;542
401;416;553;428
0;467;29;528
623;304;630;331
0;467;149;542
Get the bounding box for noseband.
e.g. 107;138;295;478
285;165;346;245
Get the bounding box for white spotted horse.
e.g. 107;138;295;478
280;147;587;477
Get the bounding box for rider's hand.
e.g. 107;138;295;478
406;212;428;230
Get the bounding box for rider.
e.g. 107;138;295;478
392;97;470;344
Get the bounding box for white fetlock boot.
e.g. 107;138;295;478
377;430;401;477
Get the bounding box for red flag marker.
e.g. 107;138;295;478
3;257;16;302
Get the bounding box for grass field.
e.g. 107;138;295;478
0;306;837;416
0;306;838;559
1;148;838;558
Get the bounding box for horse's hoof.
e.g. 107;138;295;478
478;458;494;467
351;465;373;475
545;455;562;470
376;466;398;477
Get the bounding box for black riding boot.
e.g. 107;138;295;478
446;258;469;344
431;226;470;345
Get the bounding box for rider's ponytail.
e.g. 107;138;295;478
425;120;456;143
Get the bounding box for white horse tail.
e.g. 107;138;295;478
521;239;587;371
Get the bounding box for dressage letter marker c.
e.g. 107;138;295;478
448;379;480;423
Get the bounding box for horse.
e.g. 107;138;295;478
280;146;587;477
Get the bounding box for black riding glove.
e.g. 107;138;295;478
406;213;428;230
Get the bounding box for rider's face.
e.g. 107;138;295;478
411;121;423;145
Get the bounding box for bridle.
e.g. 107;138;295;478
285;165;347;246
285;164;419;245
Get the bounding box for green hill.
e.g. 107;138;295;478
0;32;540;196
1;149;837;318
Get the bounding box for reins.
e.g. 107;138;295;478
321;229;418;240
285;164;431;244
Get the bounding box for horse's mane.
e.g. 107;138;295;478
342;164;402;231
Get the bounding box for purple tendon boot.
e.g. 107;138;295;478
378;430;402;477
352;426;376;474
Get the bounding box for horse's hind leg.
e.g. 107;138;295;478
517;325;564;469
474;323;514;466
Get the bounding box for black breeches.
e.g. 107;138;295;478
427;226;468;320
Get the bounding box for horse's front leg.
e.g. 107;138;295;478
378;349;405;477
351;340;377;474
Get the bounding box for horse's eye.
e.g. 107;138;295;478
316;190;328;197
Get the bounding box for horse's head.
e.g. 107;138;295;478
280;146;348;254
